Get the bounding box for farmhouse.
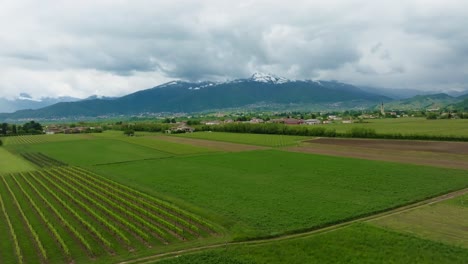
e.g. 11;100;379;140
304;119;321;125
283;118;304;125
166;125;195;134
250;118;265;124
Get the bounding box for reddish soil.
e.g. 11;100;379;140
306;138;468;155
287;138;468;170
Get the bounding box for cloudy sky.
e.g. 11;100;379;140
0;0;467;99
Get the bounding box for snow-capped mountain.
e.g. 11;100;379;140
0;73;390;120
249;72;290;84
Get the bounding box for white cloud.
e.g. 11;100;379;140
0;0;467;99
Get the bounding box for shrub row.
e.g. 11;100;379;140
196;123;468;142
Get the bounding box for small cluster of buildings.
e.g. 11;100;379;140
200;117;354;126
44;125;101;134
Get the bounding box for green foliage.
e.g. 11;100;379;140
156;224;468;264
14;139;170;166
0;138;3;146
22;121;43;134
123;129;135;136
0;148;36;173
173;132;310;147
0;166;215;264
198;123;337;138
347;127;377;137
157;252;254;264
94;150;468;239
426;113;438;119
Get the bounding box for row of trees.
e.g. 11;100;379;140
1;121;43;136
197;123;468;142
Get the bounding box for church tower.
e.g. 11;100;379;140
380;102;385;116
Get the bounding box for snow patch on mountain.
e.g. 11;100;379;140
250;72;289;84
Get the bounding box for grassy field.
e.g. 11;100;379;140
93;150;468;239
7;139;171;166
315;118;468;136
171;132;311;147
372;192;468;249
0;148;36;173
154;224;468;264
0;165;215;264
3;132;468;263
90;131;216;155
1;134;91;146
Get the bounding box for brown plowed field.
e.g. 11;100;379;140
306;138;468;155
153;135;268;152
287;138;468;170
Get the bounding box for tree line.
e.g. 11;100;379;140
1;121;43;136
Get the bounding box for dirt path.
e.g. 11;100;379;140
152;135;268;152
118;187;468;264
286;140;468;170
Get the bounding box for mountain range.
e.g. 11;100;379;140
0;73;467;121
0;94;80;113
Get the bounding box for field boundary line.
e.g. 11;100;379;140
118;187;468;264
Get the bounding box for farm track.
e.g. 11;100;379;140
119;187;468;264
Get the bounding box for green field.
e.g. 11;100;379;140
90;131;216;155
7;139;171;166
93;150;468;239
2;134;91;146
372;193;468;249
0;165;215;264
2;131;468;263
0;148;36;173
315;118;468;136
171;132;311;147
154;224;468;264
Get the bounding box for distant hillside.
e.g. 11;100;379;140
359;86;434;100
451;98;468;111
0;96;79;113
382;93;462;111
0;73;389;121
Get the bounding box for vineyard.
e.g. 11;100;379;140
0;161;215;264
1;134;89;146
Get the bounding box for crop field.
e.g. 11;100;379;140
171;132;311;147
7;139;171;166
91;131;216;155
288;138;468;170
2;131;468;264
154;224;468;264
0;148;36;173
1;134;91;146
314;117;468;136
372;192;468;249
0;165;215;264
93;149;468;239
